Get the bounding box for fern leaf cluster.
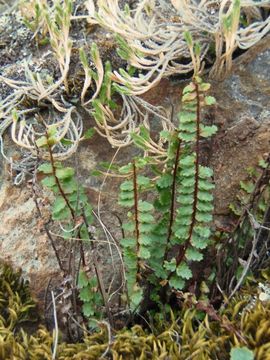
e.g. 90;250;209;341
119;161;155;309
119;76;217;307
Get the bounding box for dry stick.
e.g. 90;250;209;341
195;300;247;345
82;209;114;328
228;231;259;300
51;290;59;360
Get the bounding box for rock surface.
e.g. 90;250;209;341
0;5;270;302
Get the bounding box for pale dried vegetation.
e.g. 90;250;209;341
0;0;269;183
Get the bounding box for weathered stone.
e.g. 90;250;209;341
0;181;59;303
0;5;270;304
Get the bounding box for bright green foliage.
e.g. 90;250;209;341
92;61;117;124
119;161;155;310
119;77;217;308
38;138;102;325
78;271;102;322
39;161;92;223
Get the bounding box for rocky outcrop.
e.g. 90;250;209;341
0;5;270;302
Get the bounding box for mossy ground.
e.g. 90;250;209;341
1;262;270;359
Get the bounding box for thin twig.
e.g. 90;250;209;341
51;290;59;360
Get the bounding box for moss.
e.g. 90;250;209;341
1;262;270;359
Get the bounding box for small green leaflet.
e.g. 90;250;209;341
191;234;209;250
179;122;196;133
175;226;189;239
139;212;155;223
164;258;176;272
181;177;195;188
47;125;58;138
194;226;211;238
79;287;91;302
139;247;151;259
176;216;192;226
240;181;254;194
199;83;211;92
180;154;196;167
204;96;216;105
179;132;196;142
119;163;133;174
200;125;217;138
195;212;213;223
41;176;56;188
198;179;215;191
82;302;95;317
197;191;213;202
38;163;53;174
177;194;195;205
137;175;151;187
139;234;153;245
118;198;134;207
230;347;254;360
130;285;143;307
177;206;193;217
182;82;196;95
119;191;134;200
56;167;75;180
138;201;154;212
52;207;71;220
78;271;89;288
122;222;135;232
176;263;192;279
140;223;155;233
169;275;185;290
61;178;78;194
199;166;213;178
120;180;133;191
121;237;135;248
131;133;148;150
156;174;173;189
186;247;203;261
36;136;48;148
52;196;66;214
160;130;171;140
196;201;214;212
179;111;196;123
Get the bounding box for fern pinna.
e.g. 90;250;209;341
119;76;217;309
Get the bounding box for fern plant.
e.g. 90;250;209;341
118;76;217;310
118;158;155;309
37;126;106;324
